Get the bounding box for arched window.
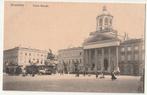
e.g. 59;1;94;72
110;19;112;25
105;18;108;25
99;18;103;26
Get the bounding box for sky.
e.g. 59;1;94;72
4;2;145;54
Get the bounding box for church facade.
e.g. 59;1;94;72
58;6;144;76
83;7;120;74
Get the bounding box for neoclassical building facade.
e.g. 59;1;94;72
83;6;120;73
57;47;83;73
4;47;48;68
119;39;144;75
58;7;144;75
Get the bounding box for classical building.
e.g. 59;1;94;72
57;6;145;76
83;6;120;74
119;39;144;75
57;47;83;73
3;47;48;70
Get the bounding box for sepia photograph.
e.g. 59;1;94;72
3;1;145;94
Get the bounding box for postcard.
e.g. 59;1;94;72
3;0;145;94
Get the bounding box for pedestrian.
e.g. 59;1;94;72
31;67;36;77
95;71;99;78
83;70;86;76
83;67;86;76
32;70;35;77
116;67;120;76
75;69;79;77
100;72;105;79
22;68;26;77
111;71;117;80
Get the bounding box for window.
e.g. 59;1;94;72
134;46;138;51
121;55;125;61
127;47;131;51
37;59;39;63
25;53;27;56
100;27;102;30
80;52;82;56
142;53;144;60
41;60;43;64
69;60;70;64
99;18;103;26
121;47;125;52
110;19;112;24
142;45;144;50
80;59;82;63
128;55;131;61
37;54;39;56
105;18;108;25
29;59;31;63
135;54;138;61
29;53;31;56
20;52;22;55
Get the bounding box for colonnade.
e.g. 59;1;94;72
84;46;119;73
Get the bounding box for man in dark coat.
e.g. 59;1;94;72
111;72;117;80
95;71;99;78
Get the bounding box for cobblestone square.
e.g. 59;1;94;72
3;74;141;93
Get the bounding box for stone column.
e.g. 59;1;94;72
94;49;98;72
84;50;88;69
101;48;104;72
116;46;119;71
86;49;89;64
84;50;87;65
108;47;111;72
85;49;89;68
89;49;91;66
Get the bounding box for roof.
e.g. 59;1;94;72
58;47;83;52
4;47;48;53
121;38;144;45
83;30;120;45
